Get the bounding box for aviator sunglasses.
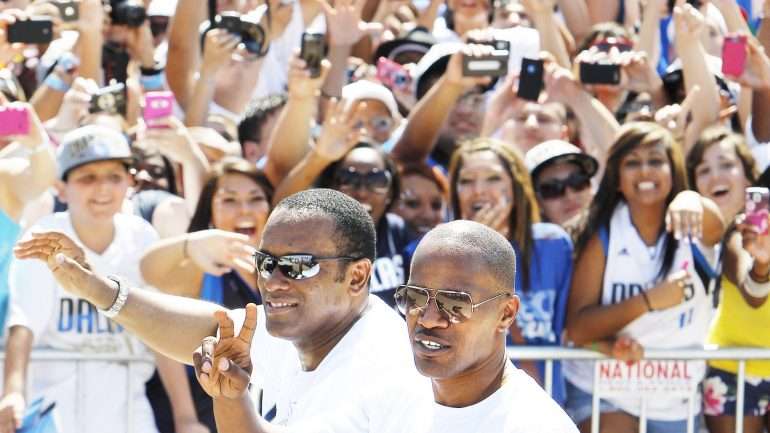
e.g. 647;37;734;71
254;251;360;280
536;172;591;200
394;284;511;323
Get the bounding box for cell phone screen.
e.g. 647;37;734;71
301;33;325;78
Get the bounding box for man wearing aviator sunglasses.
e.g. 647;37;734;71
525;140;599;227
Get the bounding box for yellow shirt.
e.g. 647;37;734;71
708;276;770;377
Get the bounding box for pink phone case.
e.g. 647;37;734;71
143;91;174;127
0;106;30;136
722;34;748;77
376;57;411;91
746;187;770;235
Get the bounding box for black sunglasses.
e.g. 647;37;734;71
394;284;511;323
537;172;591;200
254;251;359;280
334;167;392;194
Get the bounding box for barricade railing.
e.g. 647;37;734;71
0;351;155;433
506;345;770;433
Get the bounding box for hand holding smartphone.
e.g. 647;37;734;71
722;34;748;77
7;17;54;44
579;62;621;85
376;57;411;92
0;106;30;136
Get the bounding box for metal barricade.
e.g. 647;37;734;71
506;346;770;433
0;351;155;433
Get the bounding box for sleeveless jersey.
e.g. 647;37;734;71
563;202;717;421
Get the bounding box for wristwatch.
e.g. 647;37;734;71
101;275;130;319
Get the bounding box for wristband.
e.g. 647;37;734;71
140;71;166;91
44;74;71;93
101;275;130;319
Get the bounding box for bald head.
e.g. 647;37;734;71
413;221;516;292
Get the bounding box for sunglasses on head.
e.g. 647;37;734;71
335;167;392;194
537;172;591;200
394;284;511;323
254;251;359;280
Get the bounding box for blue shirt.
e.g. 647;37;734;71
0;209;21;336
508;222;574;404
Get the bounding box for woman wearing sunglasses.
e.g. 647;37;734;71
563;122;725;432
525;140;598;229
447;137;574;404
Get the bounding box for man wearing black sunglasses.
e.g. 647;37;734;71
525;140;599;227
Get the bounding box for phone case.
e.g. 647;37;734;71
722;34;748;77
300;33;325;78
746;187;770;235
143;91;174;126
7;18;54;44
517;58;543;101
580;62;621;85
0;107;30;136
376;57;411;91
89;83;127;115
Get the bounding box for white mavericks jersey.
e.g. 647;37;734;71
563;203;716;421
6;212;159;433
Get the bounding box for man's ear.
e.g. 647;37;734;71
498;294;520;333
55;180;68;203
348;258;373;297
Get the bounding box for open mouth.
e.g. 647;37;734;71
710;185;730;199
636;181;656;192
414;335;451;354
234;224;256;237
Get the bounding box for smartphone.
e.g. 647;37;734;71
462;49;509;77
0;106;30;136
89;82;128;116
7;18;54;44
52;1;80;23
722;34;748;77
376;57;411;92
580;62;621;85
517;57;543;101
300;32;325;78
746;187;770;235
143;91;174;128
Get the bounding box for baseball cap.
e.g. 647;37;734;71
373;27;437;64
414;42;462;100
525;140;599;180
342;80;401;120
57;125;133;180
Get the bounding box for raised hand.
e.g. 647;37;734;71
185;229;256;276
137;116;201;164
193;304;258;400
318;0;382;47
313;97;359;162
725;35;770;90
201;29;240;76
444;43;494;90
286;53;331;99
654;84;700;142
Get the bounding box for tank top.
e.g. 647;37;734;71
563;202;717;421
708;276;770;377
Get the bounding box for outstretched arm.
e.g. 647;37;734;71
13;232;221;364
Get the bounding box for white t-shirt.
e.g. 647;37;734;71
232;296;434;432
5;212;160;433
414;361;577;433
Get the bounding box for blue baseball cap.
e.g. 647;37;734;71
57;125;133;180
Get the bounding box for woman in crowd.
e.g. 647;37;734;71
687;126;759;224
394;162;448;240
563;122;725;433
447;137;573;403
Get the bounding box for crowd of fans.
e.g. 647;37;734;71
1;0;770;431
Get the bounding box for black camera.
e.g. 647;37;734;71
109;0;146;27
214;12;268;57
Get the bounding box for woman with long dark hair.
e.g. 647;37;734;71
447;137;574;404
563;122;725;432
